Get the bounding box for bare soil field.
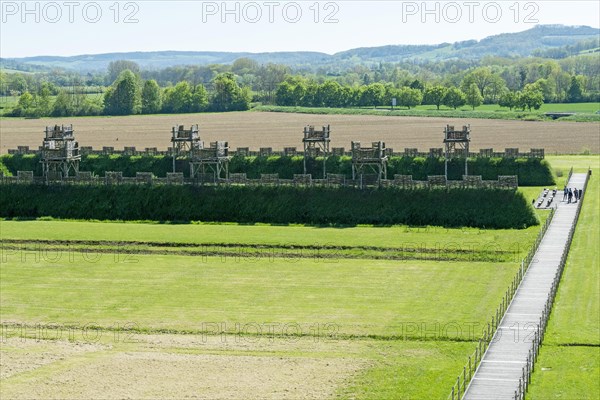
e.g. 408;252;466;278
1;112;598;154
0;335;364;399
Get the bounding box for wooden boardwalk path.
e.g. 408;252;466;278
463;173;589;400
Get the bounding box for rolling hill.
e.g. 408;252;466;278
1;25;598;72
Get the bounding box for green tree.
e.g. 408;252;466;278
360;83;385;107
409;79;425;91
141;79;162;114
339;85;355;107
301;83;319;107
552;71;572;102
104;69;140;115
255;64;288;104
398;87;423;109
442;87;466;109
275;81;297;106
498;90;517;110
162;81;193;113
191;84;209;112
531;78;555;103
484;75;507;103
318;81;342;107
293;81;307;105
0;72;7;95
424;85;448;110
12;91;34;116
567;75;585;102
516;85;544;111
275;76;308;106
462;67;495;97
51;90;75;116
231;57;259;75
465;83;484;110
36;82;52;116
383;83;397;107
210;72;251;112
10;75;27;94
107;60;141;84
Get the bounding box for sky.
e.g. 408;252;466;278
1;0;599;58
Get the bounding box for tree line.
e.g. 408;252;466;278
3;54;597;117
273;67;574;111
10;70;251;117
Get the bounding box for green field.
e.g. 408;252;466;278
254;104;600;122
0;155;597;398
0;213;526;398
528;157;600;399
0;217;543;262
0;223;520;398
411;102;600;114
0;255;516;339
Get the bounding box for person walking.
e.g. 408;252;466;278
567;188;573;204
574;188;579;202
563;186;568;201
579;188;583;200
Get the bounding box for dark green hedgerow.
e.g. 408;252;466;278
0;154;554;186
0;184;538;229
0;159;11;176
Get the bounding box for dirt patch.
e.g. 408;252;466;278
1;112;598;154
0;335;365;399
0;338;105;379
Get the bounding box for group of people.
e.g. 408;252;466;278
562;186;583;204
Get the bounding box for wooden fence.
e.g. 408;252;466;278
0;171;519;190
7;146;545;159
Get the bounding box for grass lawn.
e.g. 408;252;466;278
0;218;542;261
528;346;600;400
0;254;516;339
338;341;474;399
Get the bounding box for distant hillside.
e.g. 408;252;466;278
532;37;600;58
334;25;600;62
2;25;598;73
2;51;330;72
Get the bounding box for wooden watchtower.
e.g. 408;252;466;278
190;141;230;181
40;124;80;182
351;141;388;185
171;124;200;173
443;124;471;178
302;125;331;178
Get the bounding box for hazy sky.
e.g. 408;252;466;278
1;1;599;57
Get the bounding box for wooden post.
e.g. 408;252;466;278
468;356;472;381
456;377;460;398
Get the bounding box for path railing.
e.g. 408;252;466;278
448;206;556;400
514;168;590;400
567;166;574;183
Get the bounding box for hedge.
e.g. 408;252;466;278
0;184;538;229
0;154;555;186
